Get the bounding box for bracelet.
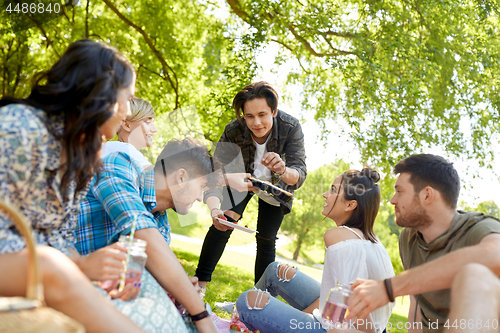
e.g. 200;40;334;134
277;167;287;177
190;309;209;322
210;207;220;215
384;278;395;302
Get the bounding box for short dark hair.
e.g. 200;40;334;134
232;81;278;122
155;138;215;185
341;168;381;243
393;154;460;209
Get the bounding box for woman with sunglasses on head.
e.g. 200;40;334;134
235;168;395;333
0;39;145;332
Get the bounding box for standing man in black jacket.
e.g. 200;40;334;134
196;81;307;287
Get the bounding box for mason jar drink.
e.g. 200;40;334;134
118;235;148;285
321;280;353;329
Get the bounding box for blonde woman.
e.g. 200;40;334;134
101;97;158;170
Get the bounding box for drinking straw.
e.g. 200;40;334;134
119;214;137;291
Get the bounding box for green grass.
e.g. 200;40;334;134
388;313;409;333
277;241;327;265
168;201;256;247
172;245;254;319
172;241;409;332
169;197;330;266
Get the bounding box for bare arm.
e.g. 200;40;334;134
205;196;233;232
347;234;500;320
280;167;300;186
393;234;500;297
205;196;221;213
135;228;216;333
408;295;423;333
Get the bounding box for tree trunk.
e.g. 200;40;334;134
293;220;309;261
292;236;302;261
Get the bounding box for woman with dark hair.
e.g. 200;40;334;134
235;168;395;333
0;39;144;332
196;81;307;287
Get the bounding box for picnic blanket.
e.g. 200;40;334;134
211;313;232;332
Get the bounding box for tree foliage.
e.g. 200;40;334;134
0;0;257;141
460;199;500;218
225;0;500;172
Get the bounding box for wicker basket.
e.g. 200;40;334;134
0;200;85;333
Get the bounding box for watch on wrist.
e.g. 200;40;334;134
190;309;209;322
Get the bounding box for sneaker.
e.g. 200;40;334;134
214;301;235;313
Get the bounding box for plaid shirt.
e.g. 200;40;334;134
76;152;170;255
204;110;307;215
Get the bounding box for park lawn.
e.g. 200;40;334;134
168;203;256;247
169;199;328;266
172;242;409;333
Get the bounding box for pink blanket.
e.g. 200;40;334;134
211;313;232;332
210;313;255;333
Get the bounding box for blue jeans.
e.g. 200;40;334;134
236;262;325;333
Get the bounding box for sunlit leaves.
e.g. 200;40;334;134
226;0;500;172
0;0;257;143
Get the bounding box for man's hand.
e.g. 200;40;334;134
188;278;218;333
261;152;285;175
346;278;390;321
194;316;218;333
211;208;233;232
190;276;201;295
71;243;127;282
225;173;255;192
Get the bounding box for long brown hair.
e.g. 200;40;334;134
1;40;135;195
341;168;381;243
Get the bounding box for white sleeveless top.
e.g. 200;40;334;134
313;226;395;333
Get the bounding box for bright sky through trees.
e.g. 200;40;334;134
253;42;500;207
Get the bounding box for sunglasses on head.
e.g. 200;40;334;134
331;170;361;192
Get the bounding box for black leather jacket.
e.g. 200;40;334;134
204;110;307;215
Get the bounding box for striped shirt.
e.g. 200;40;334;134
76;152;170;255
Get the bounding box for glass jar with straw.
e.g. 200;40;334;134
118;215;147;291
117;236;147;288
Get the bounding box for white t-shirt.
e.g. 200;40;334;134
313;226;395;333
252;136;280;206
101;141;154;172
